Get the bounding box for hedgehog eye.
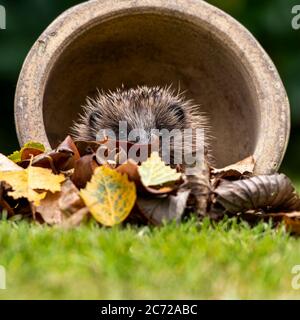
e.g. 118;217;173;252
169;104;185;121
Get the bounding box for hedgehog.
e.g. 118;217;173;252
71;86;211;215
71;85;210;158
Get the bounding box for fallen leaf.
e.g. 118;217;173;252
187;159;211;216
55;135;81;168
214;173;300;214
212;156;255;175
257;211;300;219
285;212;300;218
137;190;190;225
116;159;140;182
211;156;255;183
284;216;300;235
138;152;181;187
36;179;85;225
61;207;89;229
58;180;86;213
80;166;136;226
8;141;45;163
117;159;183;196
71;154;99;189
0;153;23;171
0;166;65;206
75;140;104;156
36;191;62;224
20;136;80;172
0;182;14;216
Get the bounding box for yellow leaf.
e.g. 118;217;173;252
80;166;136;226
138;152;181;187
0;166;65;205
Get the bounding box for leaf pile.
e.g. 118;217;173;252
0;136;187;227
1;136;300;233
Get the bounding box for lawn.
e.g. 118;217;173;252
0;217;300;300
0;180;299;300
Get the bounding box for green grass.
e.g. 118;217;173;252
0;179;299;300
0;218;300;300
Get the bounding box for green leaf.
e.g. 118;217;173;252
138;152;181;187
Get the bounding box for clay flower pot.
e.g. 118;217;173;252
15;0;290;174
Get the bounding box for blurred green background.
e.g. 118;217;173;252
0;0;299;177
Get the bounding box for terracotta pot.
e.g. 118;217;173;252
15;0;290;174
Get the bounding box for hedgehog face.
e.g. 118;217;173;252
71;86;210;166
87;102;188;144
71;86;205;145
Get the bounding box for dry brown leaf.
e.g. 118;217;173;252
36;179;85;225
0;182;15;216
116;160;140;182
20;136;81;172
211;156;255;183
187;159;211;216
58;180;85;213
71;154;99;189
75;140;105;157
214;173;300;214
212;156;255;175
136;190;190;225
61;207;89;229
36;191;62;224
55;135;81;168
284;216;300;235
